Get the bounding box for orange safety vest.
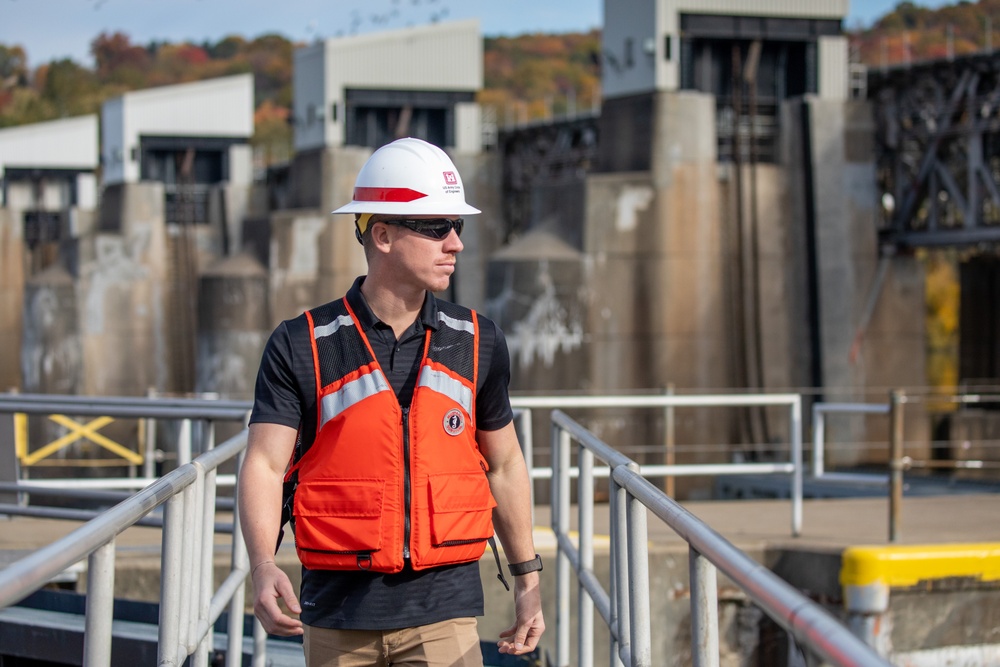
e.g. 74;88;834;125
289;296;497;573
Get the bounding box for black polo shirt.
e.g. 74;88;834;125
250;276;514;630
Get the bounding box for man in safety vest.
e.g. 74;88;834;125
238;137;545;666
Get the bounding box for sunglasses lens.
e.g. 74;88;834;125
406;218;463;239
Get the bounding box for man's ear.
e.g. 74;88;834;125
370;221;393;253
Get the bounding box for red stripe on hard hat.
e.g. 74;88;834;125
353;187;428;203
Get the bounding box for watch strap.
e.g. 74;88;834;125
507;554;543;576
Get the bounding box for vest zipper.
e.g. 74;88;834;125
402;407;412;560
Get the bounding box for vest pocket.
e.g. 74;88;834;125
294;479;385;555
427;472;497;547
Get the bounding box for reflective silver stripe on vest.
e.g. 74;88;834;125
313;314;355;340
437;311;474;335
320;370;391;429
417;366;473;415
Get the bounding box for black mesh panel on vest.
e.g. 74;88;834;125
310;301;375;389
429;303;475;383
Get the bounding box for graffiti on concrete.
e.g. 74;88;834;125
81;233;152;335
22;285;81;393
505;261;583;369
615;185;654;232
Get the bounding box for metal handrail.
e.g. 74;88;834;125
550;409;891;667
0;428;257;667
513;392;804;536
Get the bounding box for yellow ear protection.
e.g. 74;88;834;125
355;213;374;244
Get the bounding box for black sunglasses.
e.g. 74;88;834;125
383;218;464;239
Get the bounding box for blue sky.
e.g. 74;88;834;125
1;0;956;68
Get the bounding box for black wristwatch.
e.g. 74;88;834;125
508;554;543;576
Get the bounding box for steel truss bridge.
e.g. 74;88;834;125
872;51;1000;249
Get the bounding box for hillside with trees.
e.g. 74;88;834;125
1;1;994;163
852;0;1000;66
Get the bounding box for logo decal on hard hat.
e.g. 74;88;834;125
443;172;458;185
443;409;465;436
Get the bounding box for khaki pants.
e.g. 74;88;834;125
303;617;484;667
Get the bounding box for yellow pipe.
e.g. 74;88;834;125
841;543;1000;588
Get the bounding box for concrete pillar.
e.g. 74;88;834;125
0;207;25;391
801;97;928;463
196;254;270;400
77;183;169;396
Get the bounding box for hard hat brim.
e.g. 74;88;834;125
331;200;481;216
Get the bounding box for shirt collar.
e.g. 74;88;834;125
345;276;440;333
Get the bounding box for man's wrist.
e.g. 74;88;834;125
507;554;543;576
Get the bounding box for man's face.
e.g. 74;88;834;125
374;216;465;293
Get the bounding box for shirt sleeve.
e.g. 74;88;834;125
249;319;307;430
475;315;515;432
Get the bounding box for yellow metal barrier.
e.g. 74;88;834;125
13;413;143;467
841;543;1000;588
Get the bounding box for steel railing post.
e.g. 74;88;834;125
791;397;803;537
578;446;594;667
83;539;116;667
159;493;185;666
195;463;217;667
228;449;250;667
520;408;535;522
664;384;675;497
178;419;193;467
555;423;571;667
811;405;825;477
888;389;906;542
251;616;267;667
626;464;651;667
179;479;199;656
689;546;720;667
610;473;629;667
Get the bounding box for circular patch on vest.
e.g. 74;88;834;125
443;409;465;436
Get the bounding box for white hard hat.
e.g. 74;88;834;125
331;137;481;216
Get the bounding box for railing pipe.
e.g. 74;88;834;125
251;618;268;667
664;384;676;497
690;546;720;667
0;398;250;421
617;469;891;666
227;448;250;667
519;408;535;520
158;492;185;667
578;445;594;667
83;539;116;667
180;478;202;656
888;390;906;542
0;466;198;608
790;397;803;537
196;466;218;665
610;476;630;667
626;465;652;667
812;407;826;476
512;393;801;409
178;419;192;467
555;425;572;667
810;402;891;478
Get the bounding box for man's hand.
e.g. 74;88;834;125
497;573;544;655
251;562;304;636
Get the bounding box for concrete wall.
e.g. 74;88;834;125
0;207;24;391
76;183;169;396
